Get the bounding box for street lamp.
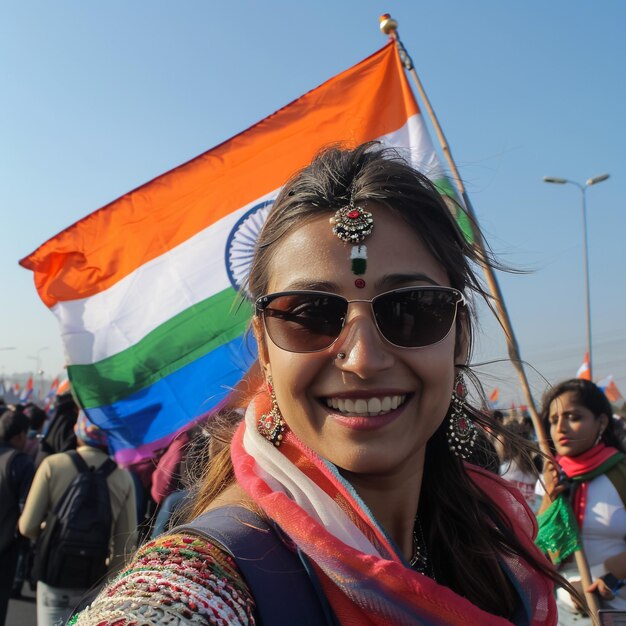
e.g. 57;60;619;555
543;173;610;380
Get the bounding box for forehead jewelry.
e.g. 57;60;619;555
330;203;373;281
329;204;374;244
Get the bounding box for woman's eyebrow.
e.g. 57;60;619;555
280;280;339;292
375;273;440;289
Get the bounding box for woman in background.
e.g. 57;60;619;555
539;378;626;620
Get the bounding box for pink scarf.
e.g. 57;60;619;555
557;443;624;529
557;442;619;478
230;393;556;625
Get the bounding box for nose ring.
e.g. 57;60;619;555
336;352;346;360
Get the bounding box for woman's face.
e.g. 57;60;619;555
255;203;465;478
548;391;608;457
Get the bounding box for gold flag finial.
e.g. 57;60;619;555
379;14;398;36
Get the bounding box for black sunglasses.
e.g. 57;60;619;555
255;286;466;352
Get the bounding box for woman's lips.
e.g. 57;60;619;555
320;393;411;430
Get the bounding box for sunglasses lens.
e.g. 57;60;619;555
374;289;460;347
262;293;347;352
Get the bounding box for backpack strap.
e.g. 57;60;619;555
96;458;117;479
67;450;89;473
173;506;336;626
67;450;117;478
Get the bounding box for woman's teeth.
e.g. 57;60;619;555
325;395;407;415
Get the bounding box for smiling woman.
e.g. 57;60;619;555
73;143;563;626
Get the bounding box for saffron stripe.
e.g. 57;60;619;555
87;335;257;456
21;43;418;307
68;287;252;409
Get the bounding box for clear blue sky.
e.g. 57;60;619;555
2;1;625;407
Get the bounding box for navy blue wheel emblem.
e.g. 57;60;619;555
225;200;274;297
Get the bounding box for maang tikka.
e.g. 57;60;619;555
257;376;286;447
329;204;374;244
447;374;477;459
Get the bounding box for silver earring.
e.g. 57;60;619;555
336;352;346;360
447;375;477;459
594;428;605;446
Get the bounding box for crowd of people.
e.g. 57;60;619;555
1;144;624;625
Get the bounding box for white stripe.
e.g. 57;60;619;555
55;190;278;364
56;114;445;365
380;113;447;182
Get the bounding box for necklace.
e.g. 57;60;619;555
409;516;434;579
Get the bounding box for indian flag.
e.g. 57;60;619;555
20;42;458;465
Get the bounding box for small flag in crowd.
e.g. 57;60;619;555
21;43;463;465
597;375;624;404
488;388;500;404
44;377;60;411
20;377;33;402
576;352;591;381
56;377;70;396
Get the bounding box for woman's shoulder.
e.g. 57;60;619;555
70;531;256;626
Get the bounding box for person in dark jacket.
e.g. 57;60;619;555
35;392;78;468
0;408;34;624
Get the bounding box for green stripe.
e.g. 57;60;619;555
433;177;474;244
68;287;253;409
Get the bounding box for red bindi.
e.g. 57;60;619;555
354;278;366;288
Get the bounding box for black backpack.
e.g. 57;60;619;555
33;450;117;589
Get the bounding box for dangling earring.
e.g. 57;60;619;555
447;374;477;459
257;376;286;447
594;428;605;446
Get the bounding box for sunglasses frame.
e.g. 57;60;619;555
255;285;466;353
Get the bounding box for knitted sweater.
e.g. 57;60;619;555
70;533;256;625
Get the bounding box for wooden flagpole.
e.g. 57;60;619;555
378;13;599;619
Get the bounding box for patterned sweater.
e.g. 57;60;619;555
70;533;256;625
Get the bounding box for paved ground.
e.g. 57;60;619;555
7;585;36;626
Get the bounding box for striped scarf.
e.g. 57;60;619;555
231;392;556;625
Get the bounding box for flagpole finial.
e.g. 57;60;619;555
379;14;398;36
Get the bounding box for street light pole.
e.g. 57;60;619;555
543;174;610;381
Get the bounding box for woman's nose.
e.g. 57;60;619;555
333;306;394;378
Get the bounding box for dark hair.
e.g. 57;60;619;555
192;143;562;617
23;403;47;431
0;408;30;442
541;378;624;453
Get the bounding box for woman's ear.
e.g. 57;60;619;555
252;316;271;378
454;312;470;364
598;413;610;433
